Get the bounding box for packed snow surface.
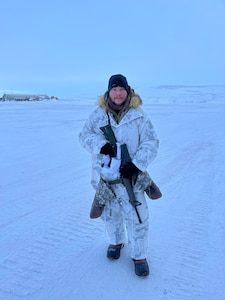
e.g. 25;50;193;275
1;86;225;300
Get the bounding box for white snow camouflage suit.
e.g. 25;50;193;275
79;89;159;259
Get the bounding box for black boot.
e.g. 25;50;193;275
107;244;124;259
133;259;150;276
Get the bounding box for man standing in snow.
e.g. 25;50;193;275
79;74;159;277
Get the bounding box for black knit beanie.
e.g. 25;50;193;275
108;74;129;93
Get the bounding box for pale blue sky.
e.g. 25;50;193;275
1;0;225;96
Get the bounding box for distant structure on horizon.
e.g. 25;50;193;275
0;94;58;101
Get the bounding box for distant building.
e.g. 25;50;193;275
1;94;58;101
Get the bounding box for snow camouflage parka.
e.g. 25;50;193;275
79;88;159;192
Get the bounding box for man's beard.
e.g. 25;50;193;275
107;96;129;111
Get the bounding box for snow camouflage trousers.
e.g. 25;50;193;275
101;183;149;260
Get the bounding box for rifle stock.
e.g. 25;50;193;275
100;125;117;145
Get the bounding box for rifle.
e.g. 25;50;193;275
100;124;142;223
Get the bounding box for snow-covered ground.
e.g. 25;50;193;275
1;86;225;300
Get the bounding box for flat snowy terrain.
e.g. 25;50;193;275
1;86;225;300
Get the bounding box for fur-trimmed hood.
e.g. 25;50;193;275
97;87;143;111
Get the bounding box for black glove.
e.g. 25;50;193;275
100;143;115;157
120;162;140;179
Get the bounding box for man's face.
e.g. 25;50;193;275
109;87;128;105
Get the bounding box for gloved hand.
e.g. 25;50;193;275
120;162;140;178
100;143;116;157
